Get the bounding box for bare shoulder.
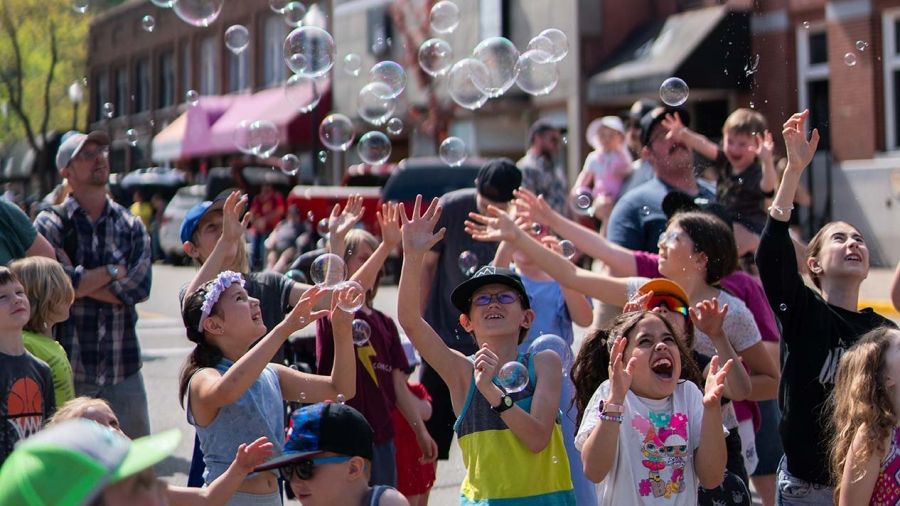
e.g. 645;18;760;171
377;487;410;506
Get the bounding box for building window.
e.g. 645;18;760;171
158;50;175;108
263;16;287;87
796;23;830;150
135;58;150;113
181;42;192;96
367;6;393;57
479;0;510;40
228;51;249;93
93;71;109;122
882;11;900;150
114;67;127;117
200;36;218;95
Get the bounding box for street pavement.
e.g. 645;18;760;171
140;264;899;504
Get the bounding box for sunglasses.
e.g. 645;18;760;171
75;147;109;161
277;455;352;481
471;291;520;307
647;295;689;317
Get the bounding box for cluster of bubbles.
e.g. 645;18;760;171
844;40;869;68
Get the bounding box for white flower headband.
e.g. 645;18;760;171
197;271;245;332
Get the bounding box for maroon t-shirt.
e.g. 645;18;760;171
316;308;409;444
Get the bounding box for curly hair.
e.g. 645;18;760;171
570;311;701;426
828;327;899;496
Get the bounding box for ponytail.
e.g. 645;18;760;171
178;340;224;407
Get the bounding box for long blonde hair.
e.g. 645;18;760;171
829;327;900;494
9;256;75;334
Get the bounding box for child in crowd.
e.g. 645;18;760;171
255;402;409;506
829;327;900;505
318;203;437;487
9;257;76;407
0;266;55;465
391;337;437;506
574;310;731;504
573;116;633;234
47;396;275;506
662;108;777;236
398;196;576;505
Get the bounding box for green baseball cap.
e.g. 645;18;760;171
0;419;180;506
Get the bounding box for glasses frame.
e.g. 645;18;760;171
74;146;109;162
277;455;352;481
470;291;521;307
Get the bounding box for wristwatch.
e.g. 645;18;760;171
491;394;514;414
106;264;119;280
598;400;624;416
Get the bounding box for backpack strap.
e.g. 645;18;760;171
47;205;78;264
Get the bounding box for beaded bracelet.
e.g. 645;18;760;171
599;413;623;424
767;203;794;217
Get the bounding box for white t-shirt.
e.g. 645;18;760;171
575;380;706;505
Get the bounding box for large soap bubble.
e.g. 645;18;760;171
528;334;574;372
337;281;366;313
659;77;689;106
418;38;454;77
319;114;355;151
284;74;322;113
310;253;347;287
537;29;568;62
497;362;529;393
369;61;407;99
284;26;336;78
526;36;554;62
515;50;558;96
439;137;467;167
357;83;396;126
472;37;520;98
225;25;250;54
430;1;460;34
172;0;224;28
448;58;489;110
357;131;392;165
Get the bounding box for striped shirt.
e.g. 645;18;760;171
34;195;152;385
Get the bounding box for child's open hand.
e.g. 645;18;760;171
660;112;687;142
465;205;521;243
284;285;331;332
782;109;820;171
473;343;500;394
233;437;275;474
754;129;775;163
221;191;250;243
608;336;636;404
399;195;445;255
623;291;653;313
514;188;554;227
377;202;402;248
703;355;733;408
331;282;365;319
328;194;366;241
689;298;729;342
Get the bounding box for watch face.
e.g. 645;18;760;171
503;396;513;407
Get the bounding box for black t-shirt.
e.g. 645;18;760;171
757;218;897;485
713;149;771;234
1;351;55;465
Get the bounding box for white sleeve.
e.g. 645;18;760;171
575;381;610;451
685;382;706;452
624;277;650;303
721;294;763;353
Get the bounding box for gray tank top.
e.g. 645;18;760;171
188;358;284;484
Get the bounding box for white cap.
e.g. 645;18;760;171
586;116;626;150
56;130;110;171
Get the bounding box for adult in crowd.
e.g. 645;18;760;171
34;130;153;438
517;119;569;216
756;109;897;505
618;98;658;196
606;106;716;253
249;183;285;272
419;159;522;462
0;197;55;265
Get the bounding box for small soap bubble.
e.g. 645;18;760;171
352;319;372;346
336;393;346;404
386;118;404;135
319;113;355;151
659;77;689;106
284;26;336;77
439;136;467;166
574;189;593;212
225;25;250;54
142;15;156;33
418;38;454;77
856;40;868;51
552;455;559;464
779;303;788;312
280;154;301;176
337;281;366;313
316;218;329;236
640;206;651;217
103;102;114;118
357;83;396;126
186;89;200;106
744;54;759;76
497;362;529;394
357;131;392;165
299;392;307;401
537;28;569;63
559;240;576;260
283;2;307;27
343;53;362;76
126;128;139;147
802;21;810;29
844;52;857;67
318;150;328;163
369;61;407;99
72;0;89;14
472;37;520;98
172;0;224;28
458;251;479;276
530;222;543;235
284;74;322;113
310;253;347;287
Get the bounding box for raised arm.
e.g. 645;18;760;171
661;112;719;161
349;202;401;293
694;356;730;489
689;299;751;401
582;337;632;482
326;194;365;258
166;437;274;505
541;235;594;327
756;130;777;194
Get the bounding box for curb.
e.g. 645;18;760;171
859;299;899;318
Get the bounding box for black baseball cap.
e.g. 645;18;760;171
662;191;733;228
450;266;531;313
640;106;691;147
476;158;522;203
527;119;563;143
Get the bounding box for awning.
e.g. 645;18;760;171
588;6;751;105
151;96;237;162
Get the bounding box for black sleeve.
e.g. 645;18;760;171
755;217;812;345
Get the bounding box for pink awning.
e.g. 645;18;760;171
151;96;237;162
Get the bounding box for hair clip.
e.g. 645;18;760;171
197;271;245;332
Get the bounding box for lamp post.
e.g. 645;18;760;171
68;81;84;131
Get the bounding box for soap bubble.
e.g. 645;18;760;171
310;253;347;287
497;362;529;393
225;25;250;54
284;26;336;77
574;188;593;212
448;58;490;110
142;15;156;32
357;131;392;165
103;102;114;118
458;251;479;276
72;0;89;14
472;37;520;98
515;50;558;96
369;61;407;99
744;54;759;76
283;2;307;27
251;120;279;157
430;1;460;34
126;129;139;147
559;240;576;260
269;0;289;12
172;0;223;28
284;74;322;113
280;154;301;176
529;334;573;372
526;36;554;62
386;118;404;135
337;281;366;313
659;77;689;106
530;222;543;235
802;21;810;29
779;303;788;312
151;0;175;7
439;137;467;167
316;218;329;236
844;52;857;66
357;83;396;126
185;89;200;106
352;319;372;346
640;205;651;217
319;114;355;151
233;120;255;154
318;150;328;163
856;40;868;51
418;38;454;77
343;54;362;76
537;28;568;62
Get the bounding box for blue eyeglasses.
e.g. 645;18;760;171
278;455;352;481
471;291;520;306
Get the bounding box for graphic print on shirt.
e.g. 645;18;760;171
357;343;379;385
5;377;44;442
632;411;690;499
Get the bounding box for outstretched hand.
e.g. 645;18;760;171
284;285;331;332
377;202;402;248
608;336;636;403
754;129;775;164
660;112;687;142
689;298;729;340
623;291;654;313
703;355;733;408
514;187;555;227
328;194;366;241
782;109;820;171
464;205;521;243
399;195;445;255
233;437;275;474
221;191;251;243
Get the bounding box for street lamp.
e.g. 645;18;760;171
68;81;84;131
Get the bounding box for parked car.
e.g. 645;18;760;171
159;184;206;264
110;167;188;207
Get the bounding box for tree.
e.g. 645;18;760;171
0;0;88;194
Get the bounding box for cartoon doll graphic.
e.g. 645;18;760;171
633;412;690;499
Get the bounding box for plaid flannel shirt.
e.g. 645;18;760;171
33;195;152;385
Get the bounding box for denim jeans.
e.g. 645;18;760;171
75;370;151;438
775;457;834;505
